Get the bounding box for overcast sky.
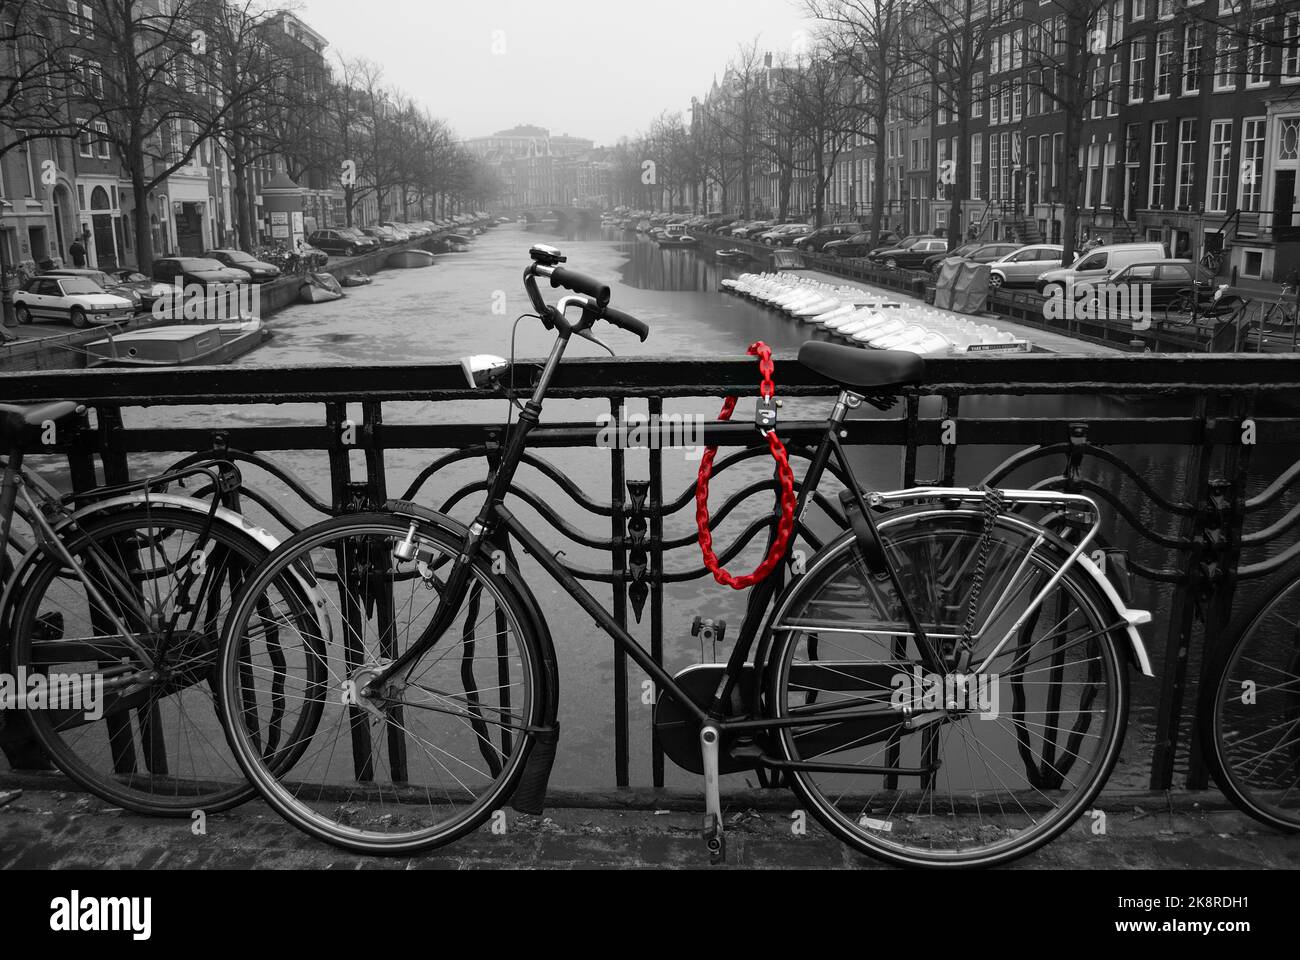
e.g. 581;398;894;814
294;0;813;146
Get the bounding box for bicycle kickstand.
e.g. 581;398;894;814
700;725;725;864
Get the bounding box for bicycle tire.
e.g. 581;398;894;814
218;512;545;855
767;507;1130;867
9;506;297;815
1200;566;1300;832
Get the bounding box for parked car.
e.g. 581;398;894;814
738;220;779;239
12;275;136;327
41;268;144;311
823;232;873;258
109;269;169;309
864;235;937;265
361;226;401;246
1035;242;1171;295
1070;259;1218;318
151;257;248;287
308;228;372;256
986;244;1066;289
758;223;812;246
338;227;381;252
793;223;865;253
204;249;282;282
873;238;949;270
924;241;1021;274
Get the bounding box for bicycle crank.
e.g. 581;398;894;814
700;725;725;864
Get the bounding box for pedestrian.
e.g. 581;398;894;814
69;237;87;268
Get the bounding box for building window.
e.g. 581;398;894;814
1130;38;1146;101
1279;117;1300;162
971;133;983;200
1214;31;1237;91
1091;64;1105;118
1183;24;1202;95
1039;134;1051;203
1175;118;1197;208
991;133;1003;200
1108;63;1121;115
972;72;983;117
1248;21;1271;86
1012;83;1022;121
1150;120;1167;207
88;61;103;98
1086;143;1101;207
94;121;110;160
1132;0;1146;20
1157;0;1173;18
1052;132;1063;194
77;121;93;158
1207;120;1231;213
1238;118;1263;211
1102;141;1117;208
1155;30;1174;97
1286;13;1300;81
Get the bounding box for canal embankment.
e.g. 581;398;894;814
696;231;1236;354
0;228;481;373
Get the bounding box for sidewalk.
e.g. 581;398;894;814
2;782;1297;870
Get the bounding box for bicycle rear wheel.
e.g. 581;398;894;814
768;507;1129;867
218;513;544;855
1202;570;1300;832
10;506;276;814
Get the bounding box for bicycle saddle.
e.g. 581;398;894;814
798;341;925;390
0;401;82;448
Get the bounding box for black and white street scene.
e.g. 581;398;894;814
0;0;1297;924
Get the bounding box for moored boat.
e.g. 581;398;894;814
386;249;437;269
657;224;700;248
85;320;270;367
300;272;345;303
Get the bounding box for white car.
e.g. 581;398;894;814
12;275;136;327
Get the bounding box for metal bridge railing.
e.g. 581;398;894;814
4;352;1300;791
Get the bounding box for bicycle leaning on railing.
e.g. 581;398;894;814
215;243;1156;868
0;401;305;815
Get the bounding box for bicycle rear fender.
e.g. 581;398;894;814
384;500;562;814
1073;551;1154;676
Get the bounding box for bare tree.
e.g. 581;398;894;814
806;0;909;244
0;0;80;324
710;41;768;218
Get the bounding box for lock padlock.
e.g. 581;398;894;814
755;397;779;432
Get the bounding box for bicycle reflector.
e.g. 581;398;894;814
461;355;509;389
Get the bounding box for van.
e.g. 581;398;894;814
1035;243;1168;294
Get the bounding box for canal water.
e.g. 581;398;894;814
104;223;1291;794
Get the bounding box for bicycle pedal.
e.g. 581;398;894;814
703;812;726;864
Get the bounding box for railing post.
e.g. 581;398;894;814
647;397;666;789
608;398;630;788
1150;395;1217;789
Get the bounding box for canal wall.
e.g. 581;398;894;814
0;230;470;373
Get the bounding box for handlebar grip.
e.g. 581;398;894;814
550;267;611;307
604;306;650;342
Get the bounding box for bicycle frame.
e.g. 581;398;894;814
368;271;1151;775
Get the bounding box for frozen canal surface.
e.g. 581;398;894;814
90;223;1291;792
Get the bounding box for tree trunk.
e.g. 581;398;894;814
871;125;887;245
129;146;154;272
951;90;970;242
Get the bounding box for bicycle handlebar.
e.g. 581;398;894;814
527;255;650;342
549;267;611;307
603;306;650;342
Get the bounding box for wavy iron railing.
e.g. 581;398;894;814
4;353;1300;792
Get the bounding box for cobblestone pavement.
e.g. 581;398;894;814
2;783;1298;870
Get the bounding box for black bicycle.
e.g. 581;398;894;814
217;244;1154;867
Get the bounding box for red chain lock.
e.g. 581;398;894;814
696;342;798;590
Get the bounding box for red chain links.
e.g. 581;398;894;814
696;342;798;590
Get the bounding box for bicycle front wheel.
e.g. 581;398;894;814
10;506;274;814
218;513;544;855
1202;570;1300;832
768;508;1129;867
